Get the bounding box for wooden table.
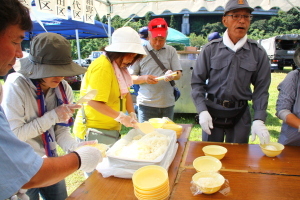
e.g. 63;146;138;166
68;134;300;200
67;124;192;200
170;141;300;200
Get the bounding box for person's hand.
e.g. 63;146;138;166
251;120;270;144
114;112;137;127
164;70;174;82
199;111;213;135
10;189;29;200
143;75;158;84
129;112;138;121
74;146;103;173
77;140;98;148
54;104;81;122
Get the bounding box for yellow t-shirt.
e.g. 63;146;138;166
73;55;125;139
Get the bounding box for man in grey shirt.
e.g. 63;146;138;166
191;0;271;144
131;18;182;122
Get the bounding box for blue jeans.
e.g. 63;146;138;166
138;104;174;123
26;180;67;200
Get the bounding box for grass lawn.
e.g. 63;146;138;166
63;67;292;195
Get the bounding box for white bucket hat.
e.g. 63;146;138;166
105;27;147;55
17;32;86;79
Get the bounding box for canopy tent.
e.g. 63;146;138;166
26;7;113;63
167;27;190;46
94;0;300;19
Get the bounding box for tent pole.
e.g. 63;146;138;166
75;29;83;79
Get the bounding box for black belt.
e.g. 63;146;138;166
207;94;247;108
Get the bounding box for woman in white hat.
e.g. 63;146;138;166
73;27;146;146
1;32;97;200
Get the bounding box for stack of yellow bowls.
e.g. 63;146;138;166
132;165;170;200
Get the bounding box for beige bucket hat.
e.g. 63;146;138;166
105;27;146;55
17;32;86;79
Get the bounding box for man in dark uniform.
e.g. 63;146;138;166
191;0;271;144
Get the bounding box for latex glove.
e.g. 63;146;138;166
77;140;98;148
251;120;270;144
114;112;136;127
129;112;138;121
10;189;29;200
199;111;213;135
55;104;81;123
74;146;103;173
164;70;174;82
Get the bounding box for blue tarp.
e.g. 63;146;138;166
25;8;112;40
167;27;190;46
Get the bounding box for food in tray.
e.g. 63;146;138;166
112;131;170;160
85;143;109;157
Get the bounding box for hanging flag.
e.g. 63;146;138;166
84;0;96;24
70;0;84;22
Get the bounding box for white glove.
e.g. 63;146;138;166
77;140;98;148
164;70;174;82
114;112;137;127
129;112;138;121
55;104;81;122
10;189;29;200
251;120;270;144
74;146;103;173
199;111;213;135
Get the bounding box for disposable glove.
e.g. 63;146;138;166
199;111;213;135
129;112;138;121
114;112;136;127
164;70;174;82
10;189;29;200
74;146;103;173
76;140;98;148
55;104;81;123
251;120;270;144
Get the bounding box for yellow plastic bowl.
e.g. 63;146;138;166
132;165;168;190
192;171;225;194
193;156;222;172
162;124;183;139
260;142;284;157
202;145;228;160
149;118;167;128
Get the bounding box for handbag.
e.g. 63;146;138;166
145;46;181;101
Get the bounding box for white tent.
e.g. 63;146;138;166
94;0;300;19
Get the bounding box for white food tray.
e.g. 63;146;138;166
106;128;177;170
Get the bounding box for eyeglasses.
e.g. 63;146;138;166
225;14;253;21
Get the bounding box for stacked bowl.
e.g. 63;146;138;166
132;165;170;200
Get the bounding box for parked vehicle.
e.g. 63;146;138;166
85;51;104;65
258;34;300;71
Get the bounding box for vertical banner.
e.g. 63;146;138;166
19;0;31;7
84;0;96;24
35;0;55;14
56;0;69;19
70;0;84;22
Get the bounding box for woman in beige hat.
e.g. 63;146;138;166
1;32;100;200
73;27;146;148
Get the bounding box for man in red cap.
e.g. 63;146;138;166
131;18;182;122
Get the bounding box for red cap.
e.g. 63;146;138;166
148;18;168;38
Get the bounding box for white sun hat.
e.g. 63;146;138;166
105;27;146;55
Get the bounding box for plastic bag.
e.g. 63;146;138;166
190;178;231;196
